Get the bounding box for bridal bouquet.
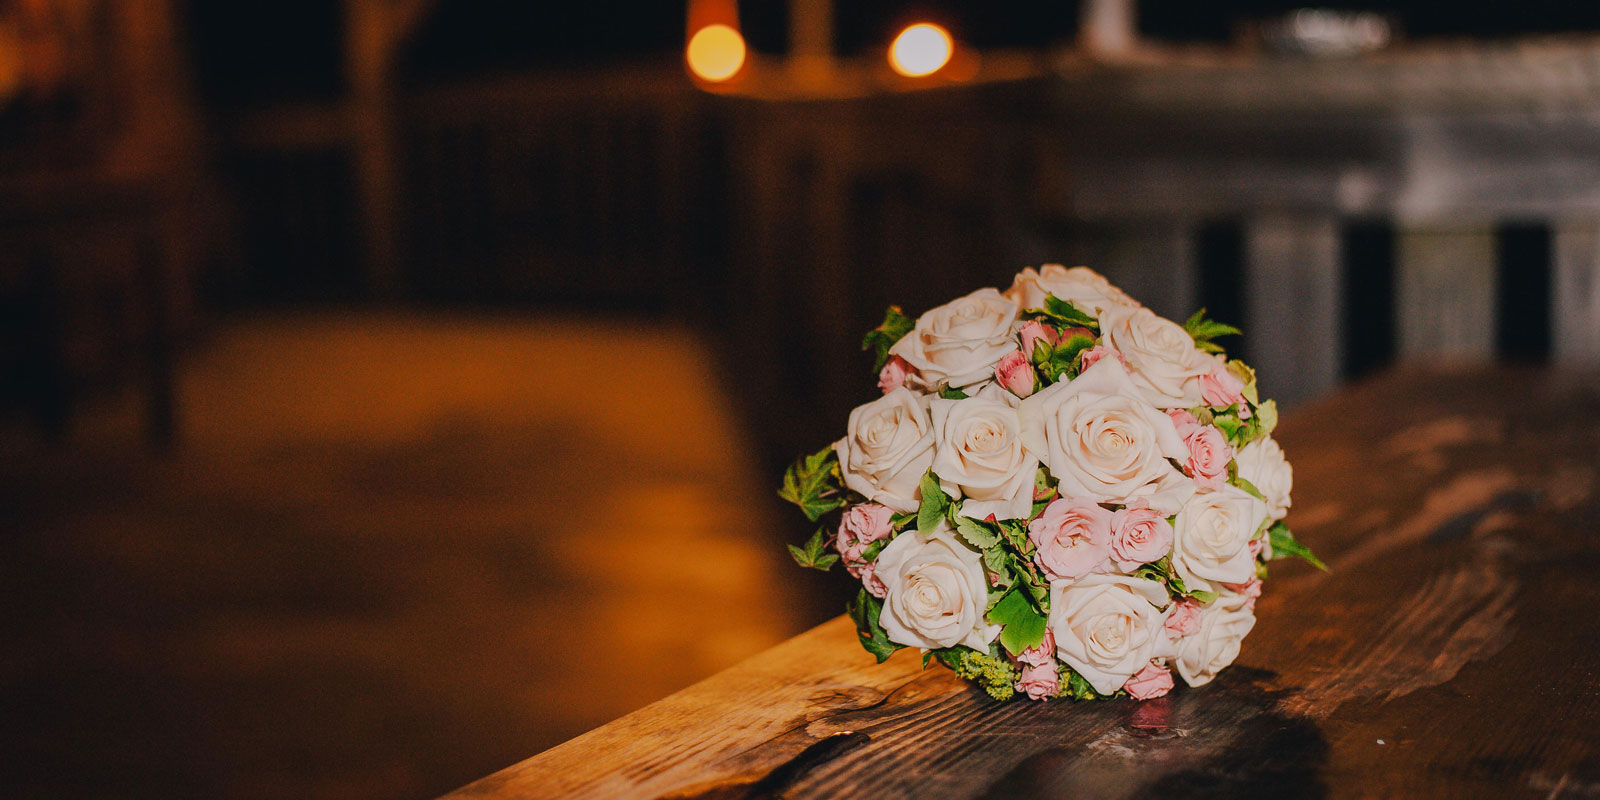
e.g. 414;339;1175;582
780;266;1324;701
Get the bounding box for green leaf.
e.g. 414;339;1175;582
1042;332;1096;382
848;589;903;663
861;306;916;372
938;386;969;400
1268;522;1328;571
1256;400;1279;438
1061;666;1101;700
917;471;951;535
778;444;845;522
987;589;1048;656
1043;295;1100;329
1187;589;1219;605
923;650;935;669
889;511;917;531
952;515;1000;550
1184;308;1243;344
1232;476;1267;502
788;528;838;571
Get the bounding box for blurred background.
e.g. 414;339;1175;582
2;0;1599;797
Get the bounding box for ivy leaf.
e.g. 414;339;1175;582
787;528;839;571
939;386;970;400
1268;521;1328;571
1187;589;1219;605
889;511;917;532
778;444;845;521
988;589;1048;656
848;589;903;663
952;515;1000;550
862;306;915;372
1184;308;1243;348
917;471;951;535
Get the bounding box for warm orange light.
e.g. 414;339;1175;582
889;23;953;78
687;24;746;82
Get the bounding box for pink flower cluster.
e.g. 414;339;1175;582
1028;498;1173;581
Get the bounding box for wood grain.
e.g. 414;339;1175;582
446;367;1600;799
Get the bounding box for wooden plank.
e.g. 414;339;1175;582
1396;228;1497;361
1244;214;1342;406
1554;221;1600;365
446;367;1600;799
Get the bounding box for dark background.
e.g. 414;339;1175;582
2;1;1597;798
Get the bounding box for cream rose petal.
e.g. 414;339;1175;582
1048;574;1169;695
1018;358;1195;514
930;397;1038;521
875;524;1000;651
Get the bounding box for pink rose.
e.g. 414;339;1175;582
1123;661;1174;700
995;350;1037;398
837;504;895;598
1028;497;1112;580
878;355;912;394
1167;408;1201;438
1163;599;1202;638
1016;627;1056;669
1108;500;1174;570
1079;345;1126;372
1199;361;1247;412
838;503;894;550
1248;536;1264;559
1222;575;1262;609
1015;661;1060;700
1181;424;1233;490
851;561;888;598
1019;321;1059;359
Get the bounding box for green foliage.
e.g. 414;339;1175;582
847;589;903;663
941;647;1018;701
787;528;839;571
1232;476;1267;502
939;386;970;400
989;588;1048;656
1184;308;1242;354
916;471;951;535
1268;521;1328;571
1038;332;1097;384
952;514;1000;550
862;306;915;372
889;511;918;532
1057;665;1111;701
1041;295;1100;330
778;444;845;521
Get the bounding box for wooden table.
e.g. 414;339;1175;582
445;368;1600;799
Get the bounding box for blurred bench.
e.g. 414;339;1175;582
443;367;1600;798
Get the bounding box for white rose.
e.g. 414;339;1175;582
836;387;936;513
1172;486;1268;593
1236;437;1293;522
1174;592;1256;687
889;288;1020;390
1017;358;1195;514
1096;304;1211;408
1048;573;1169;695
930;397;1038;521
1003;264;1136;317
875;523;1000;650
